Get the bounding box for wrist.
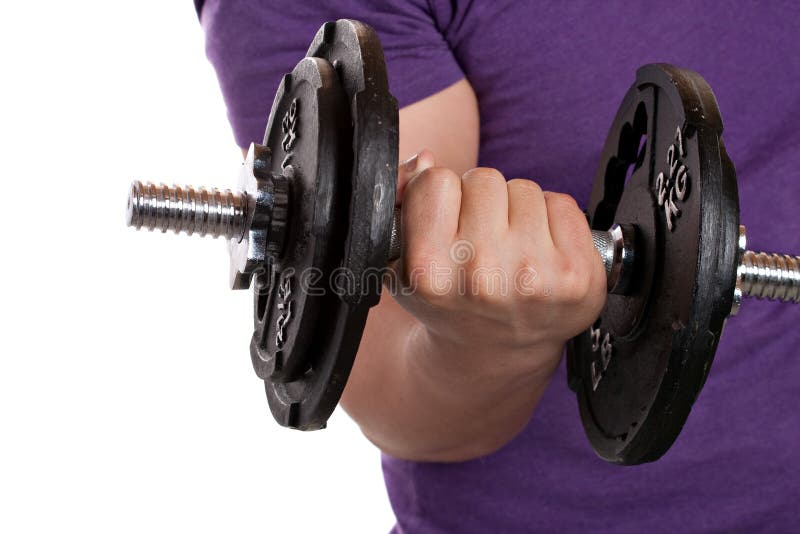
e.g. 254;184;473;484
391;324;561;461
352;321;563;462
417;323;565;381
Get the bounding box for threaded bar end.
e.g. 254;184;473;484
127;181;248;241
740;250;800;303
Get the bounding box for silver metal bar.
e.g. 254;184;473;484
731;225;800;315
126;183;800;305
127;180;248;241
739;251;800;303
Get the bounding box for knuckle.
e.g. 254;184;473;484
509;248;545;296
555;255;592;303
508;178;543;196
463;242;501;271
462;252;509;302
462;167;507;187
407;167;460;196
404;248;439;275
462;252;487;279
514;252;541;282
473;275;510;304
402;256;448;301
423;166;461;187
544;191;580;213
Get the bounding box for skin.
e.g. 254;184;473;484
246;79;607;462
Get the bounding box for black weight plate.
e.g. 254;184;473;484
263;21;399;430
307;19;399;308
250;57;351;385
566;64;740;465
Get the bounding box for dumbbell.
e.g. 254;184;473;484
126;20;799;465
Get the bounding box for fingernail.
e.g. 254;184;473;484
403;154;420;173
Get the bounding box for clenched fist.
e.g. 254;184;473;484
392;153;607;372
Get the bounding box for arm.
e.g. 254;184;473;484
342;79;489;460
212;7;559;459
341;80;606;461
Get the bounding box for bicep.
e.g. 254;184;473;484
243;78;480;169
398;78;479;175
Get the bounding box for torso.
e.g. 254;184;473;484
201;1;800;530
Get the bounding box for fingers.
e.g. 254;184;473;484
458;167;509;241
507;179;551;248
397;150;436;205
542;192;590;253
402;166;462;260
544;191;605;300
401;162;594;280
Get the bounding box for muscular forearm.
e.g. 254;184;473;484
339;79;604;463
343;307;562;461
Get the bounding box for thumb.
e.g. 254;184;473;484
396;149;435;205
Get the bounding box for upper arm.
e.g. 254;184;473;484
206;0;480;418
240;78;480;171
243;75;479;166
399;78;479;175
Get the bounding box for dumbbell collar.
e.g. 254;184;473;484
229;143;289;290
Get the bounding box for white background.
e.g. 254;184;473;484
0;2;395;532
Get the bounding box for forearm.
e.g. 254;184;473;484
340;79;573;461
341;295;563;462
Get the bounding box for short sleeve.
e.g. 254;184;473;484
200;0;465;148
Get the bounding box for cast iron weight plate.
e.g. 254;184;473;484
306;19;399;308
567;64;740;465
250;56;353;425
263;20;399;430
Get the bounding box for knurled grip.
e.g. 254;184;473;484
592;229;615;277
388;207;401;261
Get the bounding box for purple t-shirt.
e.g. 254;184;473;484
199;1;800;531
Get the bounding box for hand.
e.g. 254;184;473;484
392;156;607;377
343;151;607;461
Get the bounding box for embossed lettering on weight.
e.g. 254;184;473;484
275;274;294;348
654;126;690;231
274;100;297;349
281;99;298;170
590;326;613;391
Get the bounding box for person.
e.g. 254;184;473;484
196;1;800;531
